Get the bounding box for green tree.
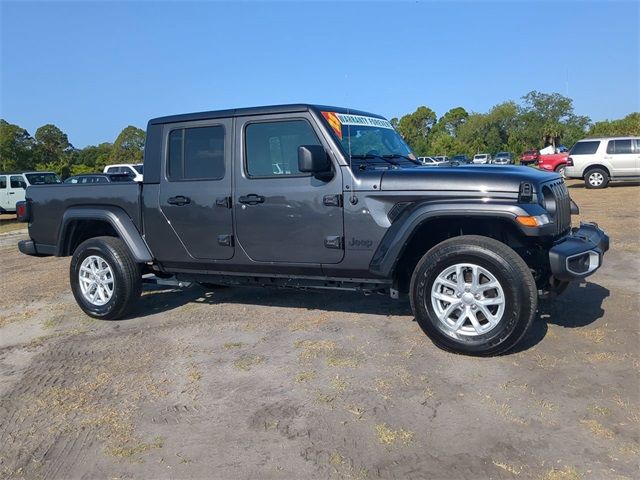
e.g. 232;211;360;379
517;91;590;149
588;112;640;137
395;106;437;155
0;120;34;170
111;126;145;164
438;107;469;137
34;124;71;165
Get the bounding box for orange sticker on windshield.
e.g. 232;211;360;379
322;111;343;139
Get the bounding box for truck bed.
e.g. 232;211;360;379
26;183;142;247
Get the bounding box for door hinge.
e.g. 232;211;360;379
217;234;233;247
323;194;343;207
324;235;343;249
216;196;232;208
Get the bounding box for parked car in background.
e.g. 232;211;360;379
433;155;449;163
565;137;640;188
492;152;513;165
520;149;540;166
418;156;447;166
538;153;569;177
0;171;60;213
451;154;470;163
64;173;135;184
472;153;491;164
103;164;143;182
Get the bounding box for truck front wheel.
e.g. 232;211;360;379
70;236;142;319
409;235;537;356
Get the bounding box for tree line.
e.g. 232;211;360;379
391;91;639;159
1;90;638;177
0;123;145;178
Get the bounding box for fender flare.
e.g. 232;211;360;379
56;206;153;263
368;201;547;278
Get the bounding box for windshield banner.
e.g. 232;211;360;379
321;111;394;140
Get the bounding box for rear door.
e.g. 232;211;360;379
159;118;234;260
605;139;636;176
234;114;344;264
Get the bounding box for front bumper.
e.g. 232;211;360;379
548;222;609;281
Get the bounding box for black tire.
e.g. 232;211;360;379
409;235;537;356
584;168;609;189
70;236;142;319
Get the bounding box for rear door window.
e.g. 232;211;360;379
0;176;6;189
570;141;600;155
167;125;225;181
606;139;633;154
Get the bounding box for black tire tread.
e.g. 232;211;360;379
70;236;141;320
409;235;537;356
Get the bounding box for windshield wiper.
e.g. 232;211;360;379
382;154;422;165
350;154;400;167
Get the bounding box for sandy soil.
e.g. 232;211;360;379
0;180;638;479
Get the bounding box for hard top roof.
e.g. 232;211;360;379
149;104;385;125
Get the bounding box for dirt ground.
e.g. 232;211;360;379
0;180;638;480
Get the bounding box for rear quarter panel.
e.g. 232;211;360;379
26;183;142;246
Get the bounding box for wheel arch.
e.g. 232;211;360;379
57;206;153;262
583;164;610;177
369;203;542;292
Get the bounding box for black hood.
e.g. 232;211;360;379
379;165;558;193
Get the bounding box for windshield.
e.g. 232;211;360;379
320;111;416;167
25;173;61;185
133;164;143;174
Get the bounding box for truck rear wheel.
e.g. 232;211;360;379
70;236;142;319
409;235;537;356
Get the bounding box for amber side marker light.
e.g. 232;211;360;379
516;215;550;227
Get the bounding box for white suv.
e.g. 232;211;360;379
103;163;143;182
472;153;491;164
0;171;61;212
565;137;640;188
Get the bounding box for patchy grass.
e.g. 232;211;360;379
295;370;317;383
541;465;582;480
294;339;336;362
326;351;360;369
329;451;345;466
223;342;243;349
187;365;202;382
330;375;348;392
233;355;264;371
42;318;55;329
587;405;612;416
375;423;414;446
577;327;606;344
484;394;529;426
0;221;25;234
580;419;615;439
315;392;336;406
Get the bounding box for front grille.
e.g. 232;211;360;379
545;180;571;235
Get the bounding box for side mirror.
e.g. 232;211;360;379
298;145;331;176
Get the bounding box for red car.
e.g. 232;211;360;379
520;149;539;165
537;153;569;176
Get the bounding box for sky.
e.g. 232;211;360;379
1;0;638;147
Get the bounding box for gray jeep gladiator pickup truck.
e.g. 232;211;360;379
17;104;609;356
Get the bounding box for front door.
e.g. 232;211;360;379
159;119;234;260
234;114;344;264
